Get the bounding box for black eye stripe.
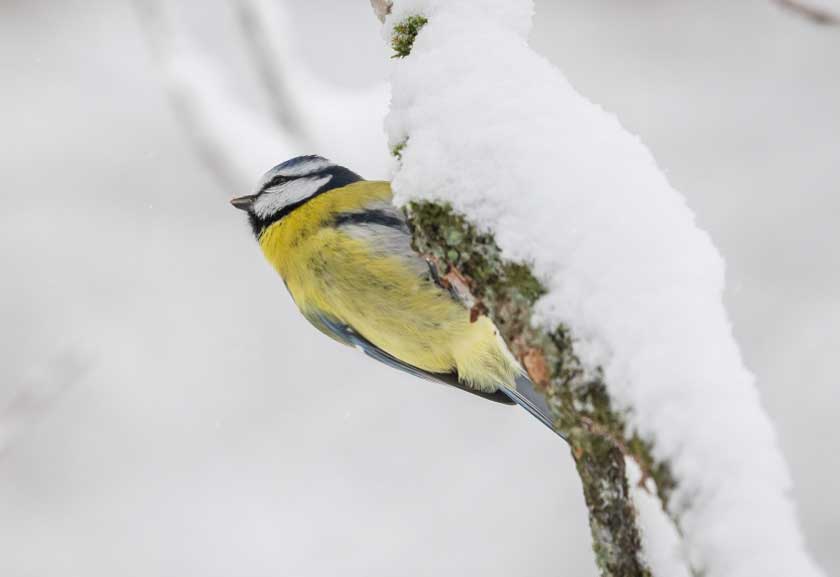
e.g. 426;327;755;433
249;164;365;239
261;174;290;192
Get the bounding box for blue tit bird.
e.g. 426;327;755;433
231;155;559;436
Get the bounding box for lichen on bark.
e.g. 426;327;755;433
391;15;428;58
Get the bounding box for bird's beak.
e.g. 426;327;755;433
230;195;256;211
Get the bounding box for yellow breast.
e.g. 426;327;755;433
257;181;520;391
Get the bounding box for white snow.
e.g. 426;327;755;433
627;459;692;577
383;1;826;576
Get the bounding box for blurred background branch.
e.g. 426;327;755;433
131;0;299;191
232;0;312;144
0;351;90;458
133;0;245;191
775;0;840;24
132;0;389;193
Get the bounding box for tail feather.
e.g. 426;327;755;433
501;375;568;442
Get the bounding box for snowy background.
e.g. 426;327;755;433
1;0;838;575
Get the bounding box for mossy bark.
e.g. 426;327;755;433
409;204;659;577
391;15;428;57
386;12;686;577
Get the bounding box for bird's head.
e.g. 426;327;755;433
231;155;362;237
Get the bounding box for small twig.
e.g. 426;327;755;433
775;0;840;25
370;0;393;23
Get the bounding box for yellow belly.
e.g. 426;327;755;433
258;196;519;391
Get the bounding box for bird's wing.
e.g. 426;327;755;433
333;199;472;309
504;375;566;439
333;200;432;278
328;197;572;433
305;308;514;405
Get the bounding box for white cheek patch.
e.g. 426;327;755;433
252;175;333;220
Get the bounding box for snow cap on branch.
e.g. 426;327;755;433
384;1;825;576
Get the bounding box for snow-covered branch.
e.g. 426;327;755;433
374;2;827;577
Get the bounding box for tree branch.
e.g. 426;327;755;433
378;8;697;577
377;7;827;575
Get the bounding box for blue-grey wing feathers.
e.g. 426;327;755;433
504;375;566;439
308;295;564;437
333;201;429;277
305;309;515;405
